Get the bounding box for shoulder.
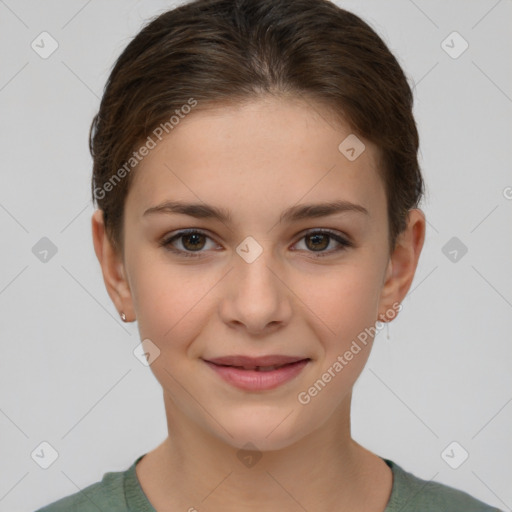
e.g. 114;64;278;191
385;459;503;512
34;465;129;512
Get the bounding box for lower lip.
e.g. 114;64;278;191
204;359;310;391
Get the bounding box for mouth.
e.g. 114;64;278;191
204;354;310;369
202;355;311;391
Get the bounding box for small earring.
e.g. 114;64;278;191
120;312;127;322
386;321;390;340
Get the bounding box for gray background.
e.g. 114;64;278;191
0;0;511;510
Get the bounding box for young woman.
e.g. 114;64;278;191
36;0;501;510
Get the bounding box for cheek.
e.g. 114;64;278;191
130;256;220;347
293;265;380;413
293;259;383;343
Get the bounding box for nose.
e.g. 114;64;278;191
218;250;293;336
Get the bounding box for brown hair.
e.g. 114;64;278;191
90;0;424;255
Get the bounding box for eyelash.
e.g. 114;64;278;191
159;228;353;259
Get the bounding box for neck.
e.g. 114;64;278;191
136;392;392;512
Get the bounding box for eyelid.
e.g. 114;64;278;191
297;227;351;242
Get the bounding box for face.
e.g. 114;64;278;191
94;95;424;452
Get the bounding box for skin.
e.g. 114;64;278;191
92;95;425;512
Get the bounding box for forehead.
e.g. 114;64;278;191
125;96;385;225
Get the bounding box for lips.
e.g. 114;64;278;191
203;355;311;391
204;355;310;371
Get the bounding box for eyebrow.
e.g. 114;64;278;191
143;199;369;223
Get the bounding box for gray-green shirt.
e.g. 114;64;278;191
35;454;502;511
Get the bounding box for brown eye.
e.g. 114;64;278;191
294;229;353;257
160;229;217;258
305;232;330;251
181;232;206;251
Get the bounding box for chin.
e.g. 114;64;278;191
224;430;304;453
211;406;308;452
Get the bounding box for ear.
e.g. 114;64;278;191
91;209;135;322
377;208;426;322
